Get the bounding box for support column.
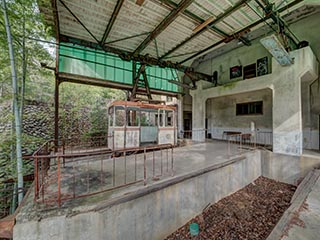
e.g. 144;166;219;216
272;72;303;155
54;77;60;150
177;95;183;138
272;47;318;155
190;81;206;142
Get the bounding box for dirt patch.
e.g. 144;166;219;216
165;176;296;240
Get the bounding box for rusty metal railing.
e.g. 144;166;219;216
33;143;174;208
63;135;114;153
255;131;273;149
227;133;257;156
180;129;209;140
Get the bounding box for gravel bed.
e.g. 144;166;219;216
165;176;296;240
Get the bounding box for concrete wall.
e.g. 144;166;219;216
261;150;320;185
190;47;318;155
196;39;272;85
206;89;272;139
13;151;261;240
185;10;320;153
13;147;320;240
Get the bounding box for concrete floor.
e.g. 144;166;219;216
38;140;242;209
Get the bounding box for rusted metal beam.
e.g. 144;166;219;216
179;0;303;64
58;0;100;43
160;0;250;59
133;0;195;55
152;0;229;38
51;0;60;42
105;32;150;45
54;77;60;152
100;0;125;44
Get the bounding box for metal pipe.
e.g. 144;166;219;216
152;150;155;178
160;149;163;176
57;157;61;208
134;153;137;181
144;148;147;186
124;150;127;184
171;146;174;176
34;157;38;201
41;158;44;203
113;152;115;186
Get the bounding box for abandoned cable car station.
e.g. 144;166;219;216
4;0;320;239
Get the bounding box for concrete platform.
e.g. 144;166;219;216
13;141;320;240
14;142;261;240
267;169;320;240
15;141;240;219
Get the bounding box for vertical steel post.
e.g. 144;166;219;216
34;157;38;201
86;159;89;192
113;152;115;186
57;156;61;208
54;78;60;153
171;146;174;176
144;148;147;185
160;149;163;176
73;156;75;198
166;148;169;172
41;158;44;203
134;153;137;181
124;150;127;184
152;150;155;178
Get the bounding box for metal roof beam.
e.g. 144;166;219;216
133;0;195;55
156;0;229;37
160;0;250;59
179;0;303;64
100;0;125;44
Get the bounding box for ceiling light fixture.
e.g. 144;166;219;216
260;34;293;66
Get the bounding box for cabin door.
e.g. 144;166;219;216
140;110;158;145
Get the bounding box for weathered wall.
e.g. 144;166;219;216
190;47;318;155
261;150;320;185
206;89;272;139
185;10;320;152
13;151;261;240
196;39;272;85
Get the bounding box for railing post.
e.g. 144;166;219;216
112;134;115;151
57;156;61;208
152;150;155;178
144;148;147;186
41;158;45;203
34;157;38;201
171;145;174;176
113;150;115;186
124;150;127;184
62;140;65;167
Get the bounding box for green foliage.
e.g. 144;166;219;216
0;0;127;214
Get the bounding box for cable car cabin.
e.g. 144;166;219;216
108;101;177;150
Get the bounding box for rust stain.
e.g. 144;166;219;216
282;201;309;237
0;214;15;239
109;100;176;111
